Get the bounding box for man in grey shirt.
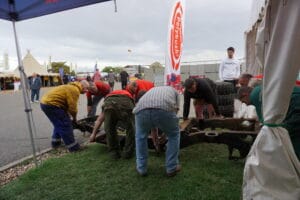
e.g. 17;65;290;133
133;86;181;177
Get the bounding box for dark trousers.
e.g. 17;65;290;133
109;82;115;91
224;80;237;86
40;104;79;151
31;89;40;102
224;80;237;93
87;95;104;117
121;80;127;90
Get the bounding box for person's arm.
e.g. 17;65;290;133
235;61;241;79
174;89;180;113
183;91;191;120
219;61;224;81
90;112;105;142
203;84;220;115
39;77;42;88
66;90;79;121
86;92;92;114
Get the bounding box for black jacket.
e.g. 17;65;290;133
183;78;219;119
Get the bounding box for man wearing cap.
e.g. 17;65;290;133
86;81;110;117
40;80;89;152
183;78;220;120
102;89;135;159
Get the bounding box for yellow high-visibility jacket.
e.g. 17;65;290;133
41;82;82;117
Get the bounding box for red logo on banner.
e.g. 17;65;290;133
170;2;183;71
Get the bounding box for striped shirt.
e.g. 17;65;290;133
133;86;180;114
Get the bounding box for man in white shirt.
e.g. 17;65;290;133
219;47;241;86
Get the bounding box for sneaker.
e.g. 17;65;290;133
34;100;40;103
69;145;87;153
166;165;181;177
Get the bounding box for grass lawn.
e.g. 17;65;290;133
0;143;245;200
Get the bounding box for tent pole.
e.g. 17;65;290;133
12;21;38;167
114;0;117;12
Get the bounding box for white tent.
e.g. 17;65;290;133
13;51;58;77
245;0;268;75
243;0;300;199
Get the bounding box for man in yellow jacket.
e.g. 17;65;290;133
40;81;89;152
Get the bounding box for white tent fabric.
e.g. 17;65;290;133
245;0;269;75
13;51;58;77
245;28;262;75
243;1;300;199
248;0;268;31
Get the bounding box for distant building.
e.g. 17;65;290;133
144;59;245;86
124;65;145;76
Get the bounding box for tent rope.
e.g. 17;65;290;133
263;123;284;127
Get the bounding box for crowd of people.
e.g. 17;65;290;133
37;46;300;177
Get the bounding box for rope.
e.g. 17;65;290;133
263;123;284;127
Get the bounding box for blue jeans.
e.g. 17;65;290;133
40;104;79;151
135;109;180;174
31;89;40;102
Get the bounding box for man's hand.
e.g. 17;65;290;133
90;133;96;143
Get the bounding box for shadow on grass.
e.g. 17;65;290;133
0;143;245;200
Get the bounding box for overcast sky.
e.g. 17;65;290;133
0;0;252;71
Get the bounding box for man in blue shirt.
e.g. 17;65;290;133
30;73;42;103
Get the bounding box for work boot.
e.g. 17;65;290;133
166;165;181;177
51;141;62;149
68;143;81;152
122;151;134;159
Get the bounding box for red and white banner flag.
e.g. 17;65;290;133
165;0;185;92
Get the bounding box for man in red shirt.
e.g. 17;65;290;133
86;81;110;117
127;79;154;101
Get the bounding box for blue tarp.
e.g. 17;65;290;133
0;0;111;21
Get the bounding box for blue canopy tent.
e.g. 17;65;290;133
0;0;114;166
